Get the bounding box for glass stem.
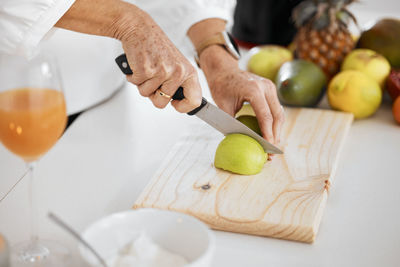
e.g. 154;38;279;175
27;162;38;243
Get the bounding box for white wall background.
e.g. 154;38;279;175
346;0;400;32
355;0;400;13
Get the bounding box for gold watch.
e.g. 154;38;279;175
194;31;240;67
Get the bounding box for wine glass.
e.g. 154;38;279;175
0;51;70;266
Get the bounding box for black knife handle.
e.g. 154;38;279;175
115;54;133;75
115;54;207;116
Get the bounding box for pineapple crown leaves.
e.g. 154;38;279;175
292;1;318;28
292;0;359;30
337;9;358;28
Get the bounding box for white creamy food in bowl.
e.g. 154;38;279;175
79;209;215;267
107;232;187;267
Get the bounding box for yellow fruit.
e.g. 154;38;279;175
287;42;296;53
235;103;255;117
328;70;382;119
341;49;391;88
214;134;267;175
247;45;293;81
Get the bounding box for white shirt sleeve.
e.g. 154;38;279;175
130;0;235;54
0;0;234;57
0;0;75;57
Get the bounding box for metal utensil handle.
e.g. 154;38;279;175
115;53;207;115
48;212;108;267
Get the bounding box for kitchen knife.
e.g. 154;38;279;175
115;54;283;154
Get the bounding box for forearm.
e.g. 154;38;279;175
187;19;239;82
55;0;143;41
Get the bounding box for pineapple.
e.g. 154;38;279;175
292;0;358;79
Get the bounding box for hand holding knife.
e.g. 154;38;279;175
115;54;283;154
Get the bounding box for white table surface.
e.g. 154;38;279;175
1;80;400;267
1;5;400;267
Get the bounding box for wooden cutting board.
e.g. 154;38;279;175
134;107;353;243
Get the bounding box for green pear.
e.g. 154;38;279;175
237;115;262;136
214;134;267;175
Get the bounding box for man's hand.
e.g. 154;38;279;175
56;0;202;113
117;9;202;113
205;60;284;144
188;19;284;145
201;46;284;144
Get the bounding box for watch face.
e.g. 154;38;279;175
222;31;240;60
227;32;240;56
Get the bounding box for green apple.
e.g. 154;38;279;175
237;115;262;136
214;134;267;175
247;45;293;81
235;103;255;117
341;49;391;89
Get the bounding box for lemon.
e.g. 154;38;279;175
328;70;382;119
214;134;267;175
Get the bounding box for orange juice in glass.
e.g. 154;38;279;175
0;88;67;162
0;52;70;265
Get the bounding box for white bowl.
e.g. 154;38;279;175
79;209;215;267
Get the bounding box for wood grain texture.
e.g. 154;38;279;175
134;108;353;243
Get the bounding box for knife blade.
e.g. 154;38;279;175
115;54;283;154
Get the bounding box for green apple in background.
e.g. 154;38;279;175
341;49;390;89
214;134;267;175
247;45;293;81
236;115;262;136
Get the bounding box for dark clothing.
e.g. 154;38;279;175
232;0;303;47
65;112;81;131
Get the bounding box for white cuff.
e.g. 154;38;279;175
180;7;232;36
